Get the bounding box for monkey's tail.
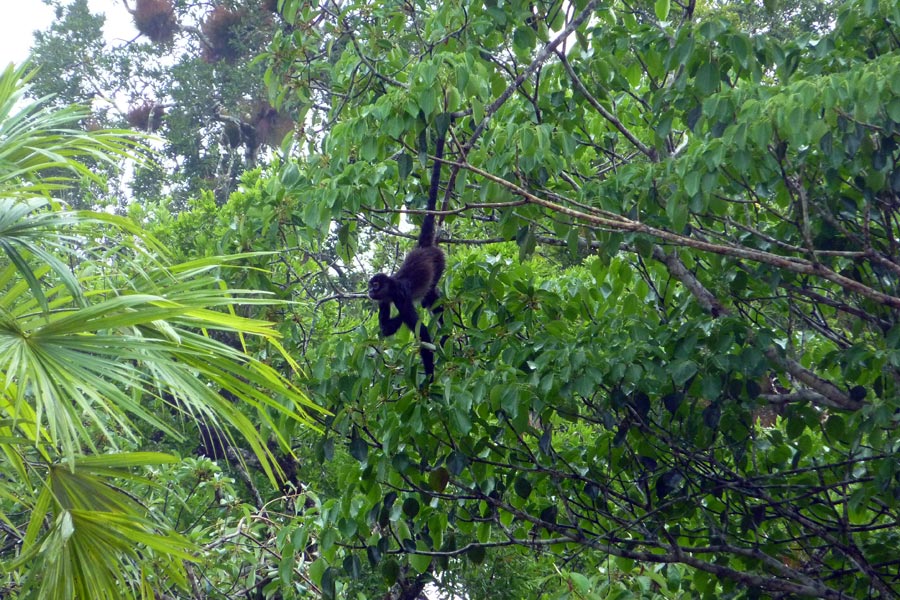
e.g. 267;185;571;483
418;128;446;248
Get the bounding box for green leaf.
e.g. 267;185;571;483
381;558;400;584
429;467;450;492
343;554;362;579
516;226;536;260
655;0;670;21
670;360;698;386
349;431;369;462
539;505;558;525
418;87;436;117
73;452;178;469
702;403;721;429
825;415;846;441
514;476;533;499
321;566;337;600
397;153;413;179
409;552;432;574
887;98;900;123
786;415;806;439
666;195;688;232
513;27;536;53
467;546;486;564
663;392;684;413
729;34;752;69
684;170;701;197
402;497;420;518
450;406;472;435
696;62;720;95
446;450;469;475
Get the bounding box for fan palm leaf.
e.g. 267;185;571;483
0;62;323;598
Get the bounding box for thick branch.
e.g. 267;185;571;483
650;245;861;411
764;348;860;410
653;241;862;410
760;390;846;407
458;160;900;310
651;246;728;316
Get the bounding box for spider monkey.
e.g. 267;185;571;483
368;121;448;377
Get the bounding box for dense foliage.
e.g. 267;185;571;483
8;0;900;598
256;0;900;597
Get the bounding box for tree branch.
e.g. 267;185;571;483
651;245;728;317
457;159;900;310
555;49;658;161
763;348;860;410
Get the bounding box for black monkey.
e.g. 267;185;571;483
368;126;447;377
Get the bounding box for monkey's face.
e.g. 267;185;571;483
368;274;392;300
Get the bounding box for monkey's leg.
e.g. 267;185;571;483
416;321;435;376
422;288;439;309
422;289;447;347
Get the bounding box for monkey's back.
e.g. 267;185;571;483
395;246;445;300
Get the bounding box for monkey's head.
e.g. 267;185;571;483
368;273;393;301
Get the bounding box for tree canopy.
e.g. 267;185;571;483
29;0;291;206
258;0;900;597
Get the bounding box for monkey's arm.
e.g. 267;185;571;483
378;293;435;377
378;301;405;336
397;299;436;377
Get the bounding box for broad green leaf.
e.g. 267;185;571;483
696;62;720;95
655;0;670;21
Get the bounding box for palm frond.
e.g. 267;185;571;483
12;455;192;600
0;64;148;195
1;269;324;463
0;59;324;599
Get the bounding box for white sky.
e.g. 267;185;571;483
1;1;137;67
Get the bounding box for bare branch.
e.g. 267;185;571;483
555;50;658;161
